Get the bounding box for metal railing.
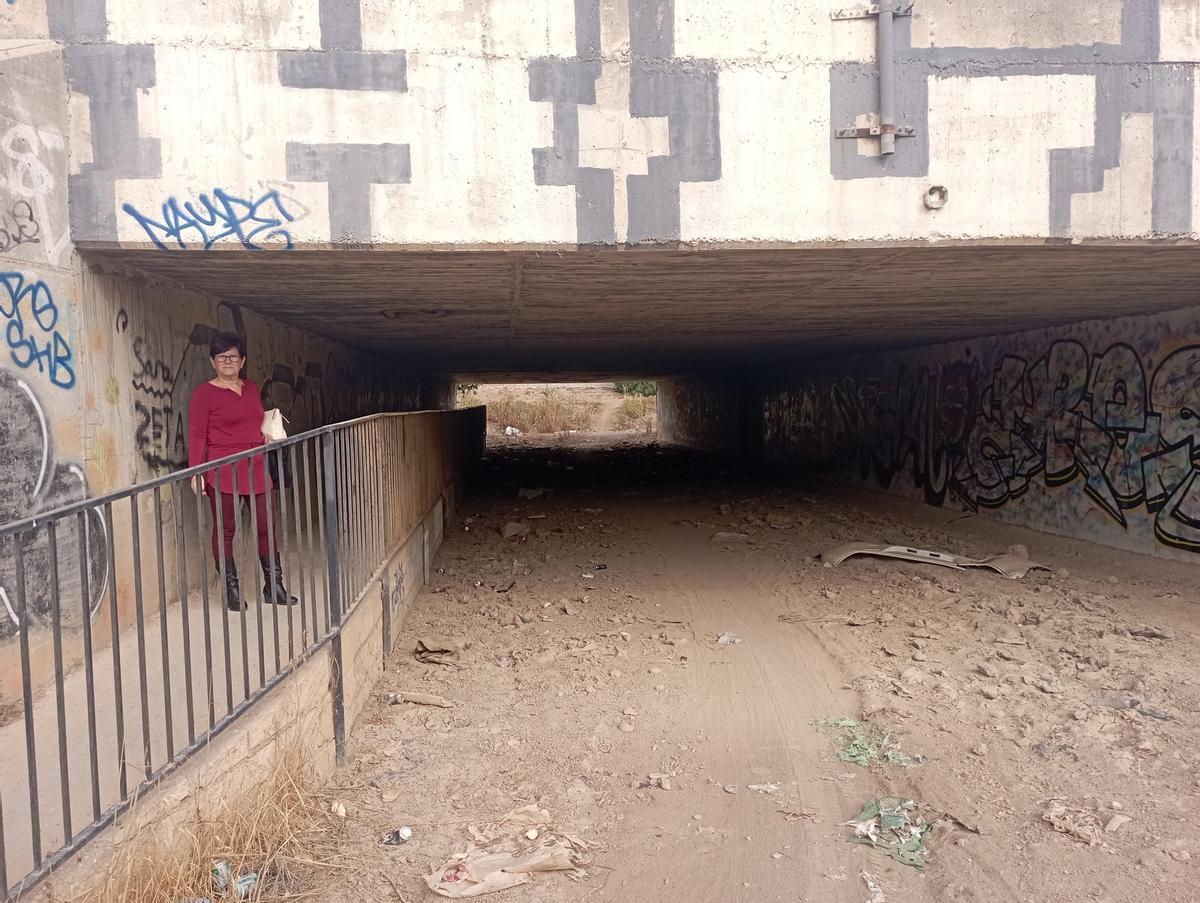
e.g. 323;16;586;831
0;409;482;898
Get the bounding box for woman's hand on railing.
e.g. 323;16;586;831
190;474;204;495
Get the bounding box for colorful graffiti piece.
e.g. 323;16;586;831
812;341;1200;554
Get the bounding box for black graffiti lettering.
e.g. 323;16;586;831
811;339;1200;555
0;200;41;253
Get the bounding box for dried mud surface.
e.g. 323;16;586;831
328;437;1199;903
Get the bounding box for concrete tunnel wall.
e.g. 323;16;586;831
658;302;1200;564
0;47;446;709
1;0;1199;248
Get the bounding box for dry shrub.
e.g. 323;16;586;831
69;733;340;903
612;396;656;433
486;390;599;434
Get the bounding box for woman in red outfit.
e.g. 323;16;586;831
188;331;295;610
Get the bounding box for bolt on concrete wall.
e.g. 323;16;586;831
758;304;1200;563
2;0;1197;248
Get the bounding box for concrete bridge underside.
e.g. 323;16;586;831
95;245;1200;378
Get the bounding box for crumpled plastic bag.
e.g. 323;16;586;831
415;636;467;667
425;805;587;898
1041;799;1102;846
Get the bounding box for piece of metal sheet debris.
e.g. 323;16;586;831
820;543;1051;579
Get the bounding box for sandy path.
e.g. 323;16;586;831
327;438;1199;903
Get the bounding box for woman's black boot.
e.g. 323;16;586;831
223;561;245;611
259;554;298;605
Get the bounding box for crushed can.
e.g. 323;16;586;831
211;860;231;891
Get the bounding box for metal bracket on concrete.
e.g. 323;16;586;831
830;2;915;154
830;2;913;20
835;125;915;139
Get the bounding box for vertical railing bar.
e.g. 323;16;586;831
290;440;309;651
331;429;342;610
303;438;325;639
192;472;215;730
193;475;217;730
14;542;42;867
77;511;102;821
344;426;354;600
321;431;346;764
368;422;378;574
330;430;341;611
379;422;392;659
342;428;353;609
378;420;387;564
338;428;349;611
231;464;250;703
46;522;73;843
102;503;128;801
128;495;153;780
152;487;175;761
275;447;296;661
172;482;196;744
358;423;368;591
262;446;281;677
212;466;236;715
245;457;267;689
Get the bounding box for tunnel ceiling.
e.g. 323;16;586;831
94;245;1200;378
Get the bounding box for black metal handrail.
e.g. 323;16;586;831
0;407;481;899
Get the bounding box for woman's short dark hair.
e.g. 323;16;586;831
209;331;245;359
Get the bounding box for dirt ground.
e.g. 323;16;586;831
326;434;1199;903
468;383;654;435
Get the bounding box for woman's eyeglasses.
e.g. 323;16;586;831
214;354;243;364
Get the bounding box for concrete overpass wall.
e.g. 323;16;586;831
2;0;1197;249
0;45;432;711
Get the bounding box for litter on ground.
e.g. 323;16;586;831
860;869;887;903
845;798;935;868
816;717;924;768
425;805;587;898
820;542;1051;578
1041;799;1103;846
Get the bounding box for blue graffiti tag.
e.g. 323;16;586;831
121;188;296;250
0;271;75;389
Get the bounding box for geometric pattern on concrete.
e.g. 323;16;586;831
54;0;163;242
530;0;721;245
830;0;1195;236
277;0;410;243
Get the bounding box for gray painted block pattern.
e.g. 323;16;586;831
47;0;106;41
286;142;411;243
278;50;407;91
278;0;410;243
64;44;162;241
828;0;1194;235
529;0;721;245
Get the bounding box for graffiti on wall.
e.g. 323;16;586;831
118;302;247;474
121;187;297;251
0;200;40;253
1;123;69;266
815;340;1200;554
1;270;75;389
0;370;108;638
115;300;405;477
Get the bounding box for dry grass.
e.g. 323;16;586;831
67;736;342;903
612;396;657;433
486;389;599;434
